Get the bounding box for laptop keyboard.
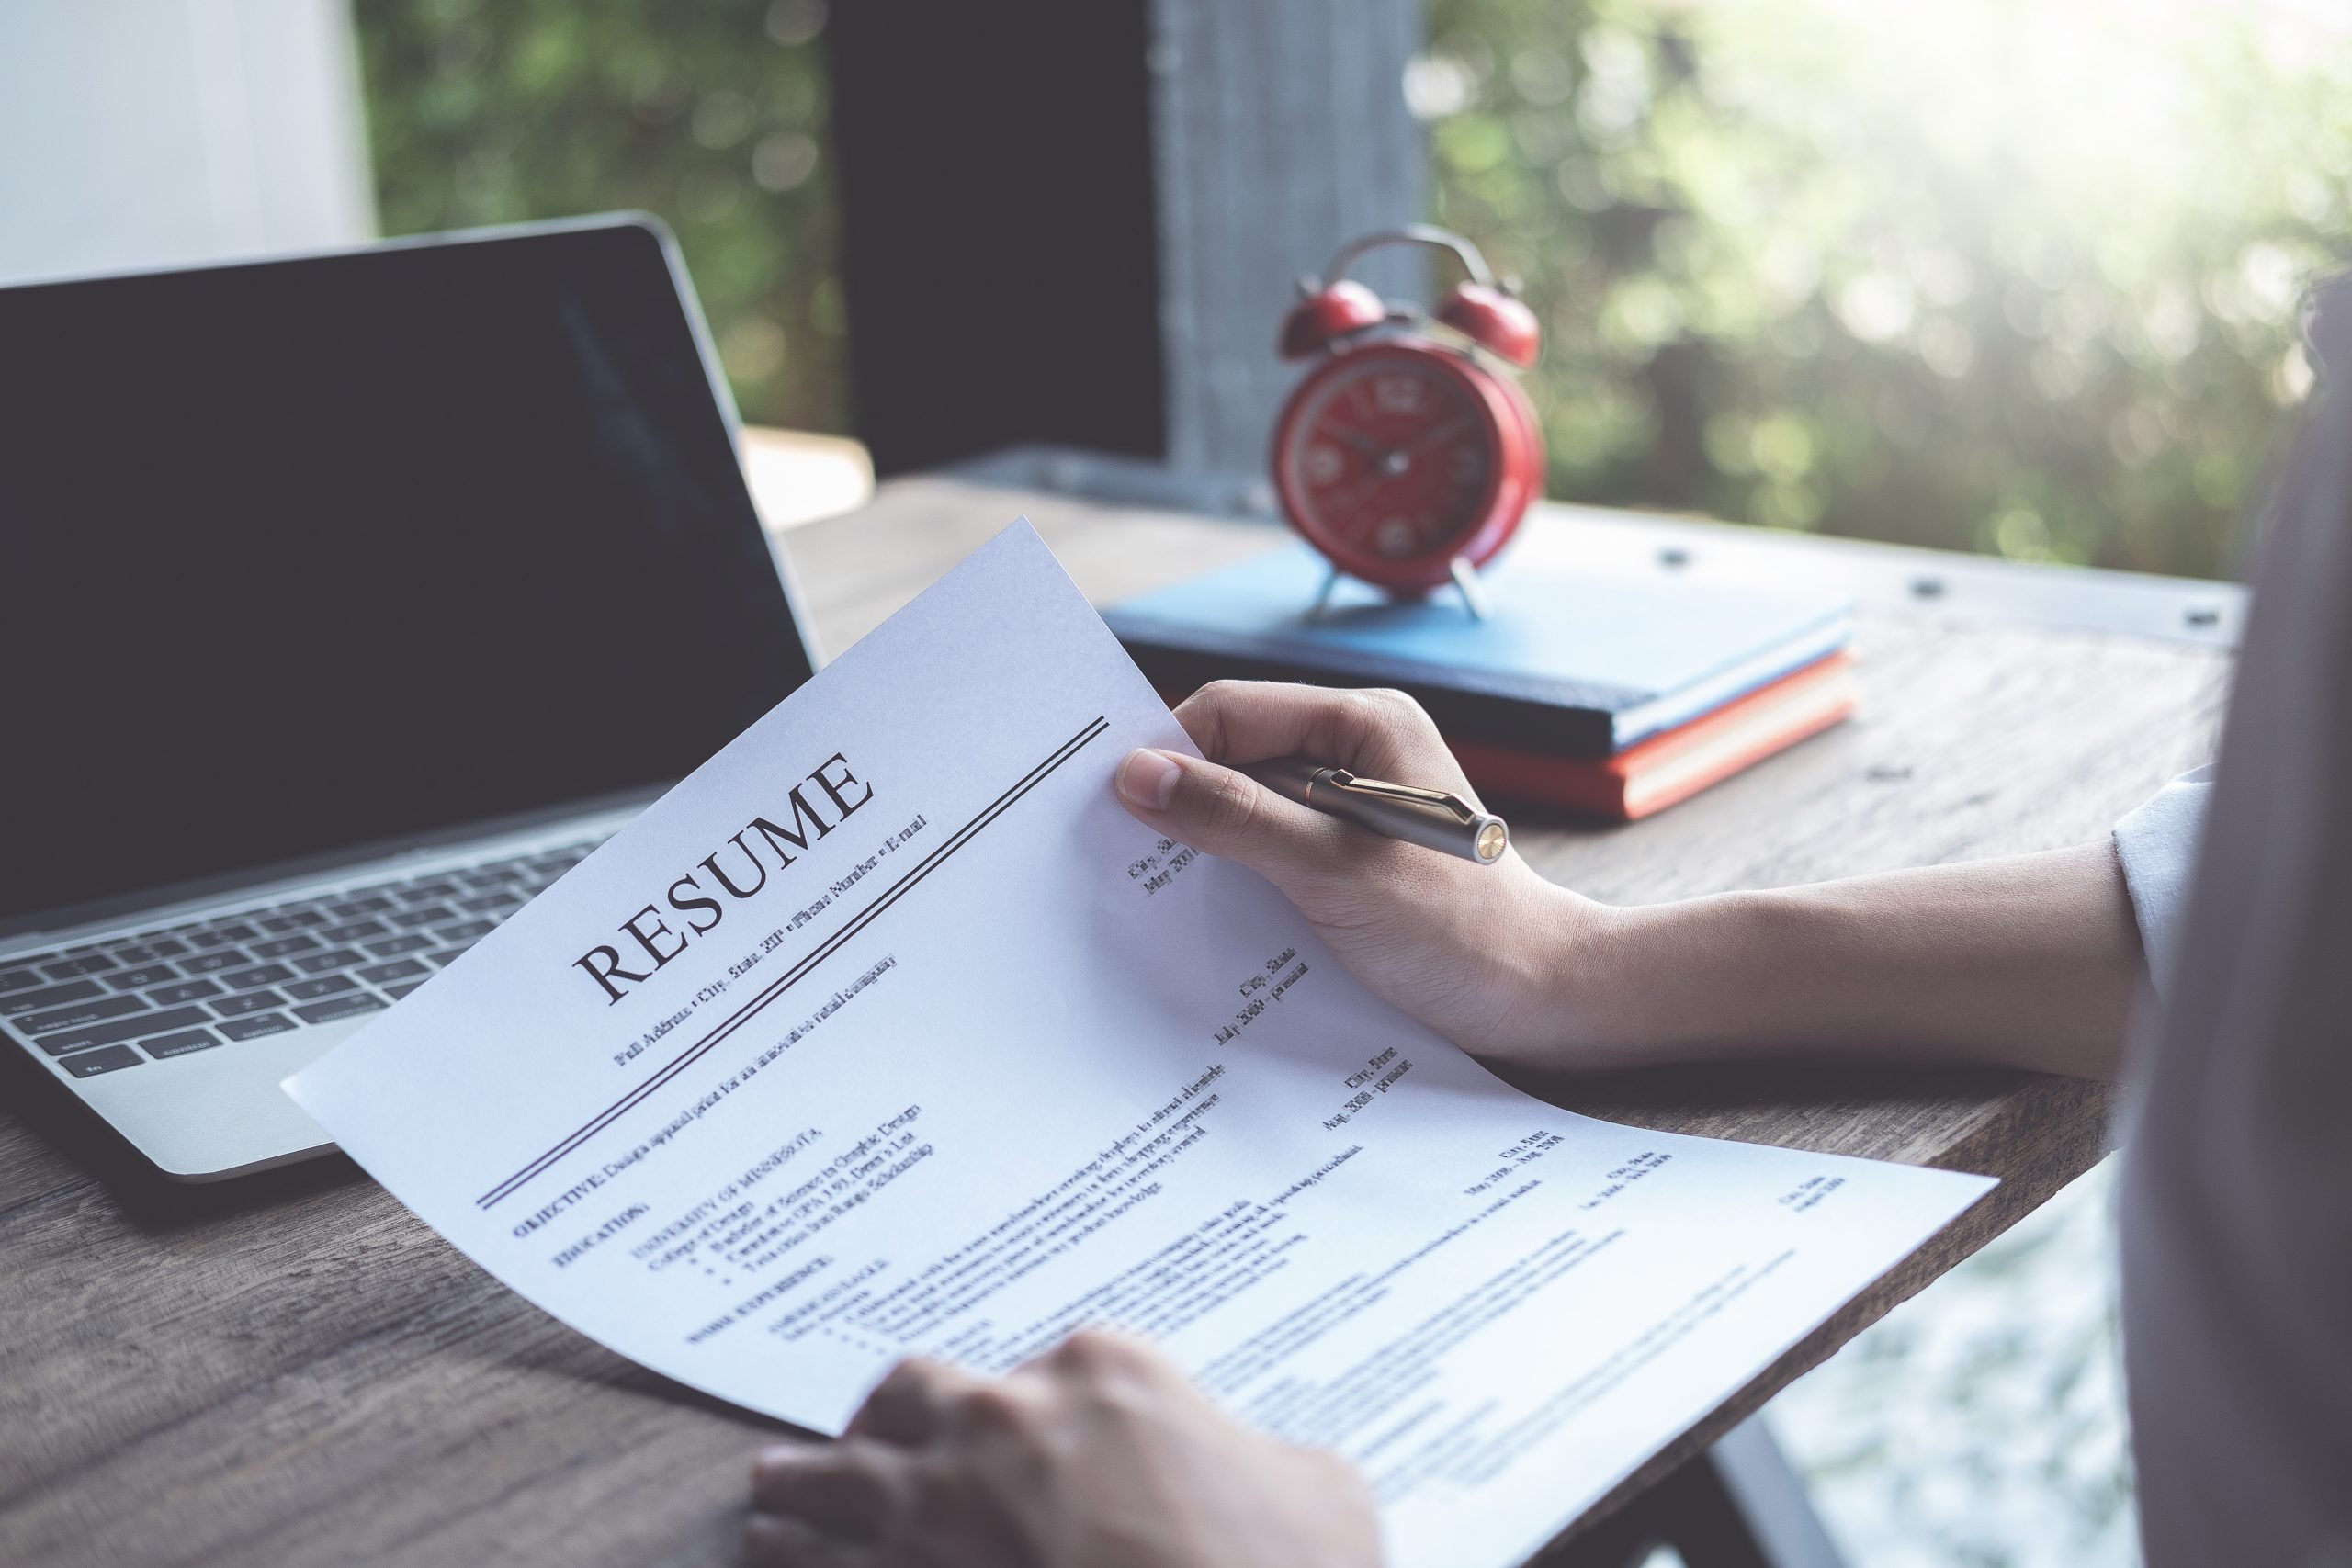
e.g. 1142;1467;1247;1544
0;839;605;1079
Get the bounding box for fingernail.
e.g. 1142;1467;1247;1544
752;1444;805;1479
1116;749;1182;811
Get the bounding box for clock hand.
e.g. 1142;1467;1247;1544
1396;413;1476;461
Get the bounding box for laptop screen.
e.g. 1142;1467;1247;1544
0;220;819;931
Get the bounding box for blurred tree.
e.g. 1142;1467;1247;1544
355;0;846;433
1424;0;2352;577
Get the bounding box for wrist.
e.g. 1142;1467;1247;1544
1477;877;1639;1069
1486;889;1755;1073
1548;896;1668;1069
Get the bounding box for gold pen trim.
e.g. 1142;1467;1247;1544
1318;769;1480;824
1247;757;1509;864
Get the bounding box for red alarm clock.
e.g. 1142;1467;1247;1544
1272;226;1543;610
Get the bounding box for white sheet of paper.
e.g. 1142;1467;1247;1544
288;522;1991;1568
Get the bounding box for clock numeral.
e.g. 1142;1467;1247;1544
1450;447;1487;485
1373;375;1424;414
1306;444;1345;485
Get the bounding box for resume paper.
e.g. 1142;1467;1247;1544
288;523;1991;1568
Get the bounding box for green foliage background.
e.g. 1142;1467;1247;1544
356;0;847;434
1423;0;2352;577
356;0;2351;578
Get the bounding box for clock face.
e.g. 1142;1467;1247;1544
1273;343;1528;590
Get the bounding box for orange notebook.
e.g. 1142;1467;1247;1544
1447;652;1858;820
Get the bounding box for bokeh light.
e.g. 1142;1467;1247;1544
357;1;2351;577
1426;0;2352;574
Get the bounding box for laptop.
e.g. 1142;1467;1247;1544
0;216;821;1181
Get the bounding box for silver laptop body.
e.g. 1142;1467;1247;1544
0;217;821;1180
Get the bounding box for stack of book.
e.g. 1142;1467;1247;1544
1103;545;1856;821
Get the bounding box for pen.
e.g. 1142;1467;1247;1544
1244;757;1510;864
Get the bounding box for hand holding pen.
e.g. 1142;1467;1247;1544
1113;682;1595;1067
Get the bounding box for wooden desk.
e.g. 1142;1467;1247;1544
0;479;2230;1567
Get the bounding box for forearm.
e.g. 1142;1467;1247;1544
1546;841;2144;1081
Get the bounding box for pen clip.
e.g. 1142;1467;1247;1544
1320;768;1479;825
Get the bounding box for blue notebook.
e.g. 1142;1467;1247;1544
1103;545;1852;758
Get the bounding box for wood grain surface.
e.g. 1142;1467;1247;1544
0;479;2230;1566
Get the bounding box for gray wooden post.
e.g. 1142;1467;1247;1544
1148;0;1429;480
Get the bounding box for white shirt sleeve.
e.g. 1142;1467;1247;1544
2112;767;2212;998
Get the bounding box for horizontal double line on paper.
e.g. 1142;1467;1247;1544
475;715;1112;1212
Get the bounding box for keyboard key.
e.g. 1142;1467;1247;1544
383;980;425;1000
292;992;388;1025
186;929;235;950
256;913;306;933
211;988;287;1016
387;905;455;929
363;934;434;958
181;949;252;974
251;934;322;959
357;958;427;984
323;897;392;919
457;866;516;888
457;890;523;914
217;922;261;942
217;963;296;990
292;948;366;975
150;978;223;1005
145;937;193;958
1;979;105;1016
42;954;115;978
424;949;465;967
107;965;179;990
399;881;462;903
219;1011;298;1041
18;993;148;1035
143;1027;221;1059
61;1044;142;1077
279;908;330;928
36;1005;209;1056
108;945;164;967
431;919;497;944
285;975;358;1000
321;919;390;942
0;969;42;994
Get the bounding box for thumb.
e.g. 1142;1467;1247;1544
1114;747;1340;886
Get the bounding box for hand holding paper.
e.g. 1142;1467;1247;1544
747;1329;1383;1568
288;523;1990;1568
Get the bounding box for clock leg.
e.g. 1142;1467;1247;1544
1448;556;1490;620
1306;565;1344;621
